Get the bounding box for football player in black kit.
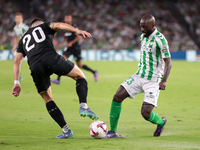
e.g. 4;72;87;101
51;15;98;85
12;18;99;139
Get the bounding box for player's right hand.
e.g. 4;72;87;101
77;30;92;38
159;81;166;90
12;84;21;97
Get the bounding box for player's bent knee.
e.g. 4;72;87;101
40;92;53;104
141;102;154;120
77;64;83;68
113;94;123;103
141;110;151;120
66;65;85;80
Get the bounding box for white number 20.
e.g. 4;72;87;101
23;27;46;52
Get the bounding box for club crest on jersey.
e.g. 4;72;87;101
148;38;155;48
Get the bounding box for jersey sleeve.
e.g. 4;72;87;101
16;40;26;57
158;35;171;58
45;22;56;34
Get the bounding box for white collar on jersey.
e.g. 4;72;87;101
16;22;23;27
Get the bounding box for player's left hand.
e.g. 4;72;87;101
159;81;166;90
11;49;15;54
12;84;21;97
76;30;92;38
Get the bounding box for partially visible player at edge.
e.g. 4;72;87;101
51;15;98;85
11;12;29;81
12;18;99;139
105;14;172;138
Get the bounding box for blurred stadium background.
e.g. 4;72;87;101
0;0;200;60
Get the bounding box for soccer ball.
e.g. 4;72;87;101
89;120;108;139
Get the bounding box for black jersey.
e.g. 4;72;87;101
17;22;57;69
64;24;79;47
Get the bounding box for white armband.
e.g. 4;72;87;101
14;80;20;85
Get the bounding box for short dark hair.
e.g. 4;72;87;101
15;12;23;17
31;18;45;25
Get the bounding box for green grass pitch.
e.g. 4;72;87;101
0;60;200;150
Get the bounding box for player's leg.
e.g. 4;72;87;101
141;103;166;137
40;86;73;139
105;85;129;138
51;54;69;84
105;74;141;138
32;61;73;139
75;51;98;82
65;64;99;120
141;81;167;137
52;55;99;120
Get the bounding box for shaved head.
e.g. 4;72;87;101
140;14;155;25
140;15;156;37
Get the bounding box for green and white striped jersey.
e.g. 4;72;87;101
14;22;29;39
136;28;171;82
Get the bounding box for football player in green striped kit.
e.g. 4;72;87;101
11;12;29;81
105;14;172;138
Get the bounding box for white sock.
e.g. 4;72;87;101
62;124;69;133
80;103;88;109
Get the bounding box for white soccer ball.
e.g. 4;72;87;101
89;120;108;139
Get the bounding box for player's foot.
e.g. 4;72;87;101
19;77;23;82
51;79;60;85
56;129;74;139
94;71;98;82
154;117;167;137
104;131;118;138
79;107;100;120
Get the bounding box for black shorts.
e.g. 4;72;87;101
31;53;74;93
63;45;82;62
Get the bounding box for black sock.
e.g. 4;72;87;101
57;75;61;81
46;101;66;128
76;78;88;103
82;65;95;74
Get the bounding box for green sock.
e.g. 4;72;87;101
147;112;164;126
110;101;122;132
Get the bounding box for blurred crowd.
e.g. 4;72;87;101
176;0;200;44
0;0;198;51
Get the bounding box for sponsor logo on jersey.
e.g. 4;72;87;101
157;34;163;39
142;45;153;52
162;49;168;53
146;94;155;99
65;32;72;36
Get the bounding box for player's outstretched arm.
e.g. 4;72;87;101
159;57;172;90
50;22;92;38
12;53;24;97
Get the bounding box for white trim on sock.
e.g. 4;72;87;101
80;103;88;109
62;124;69;133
